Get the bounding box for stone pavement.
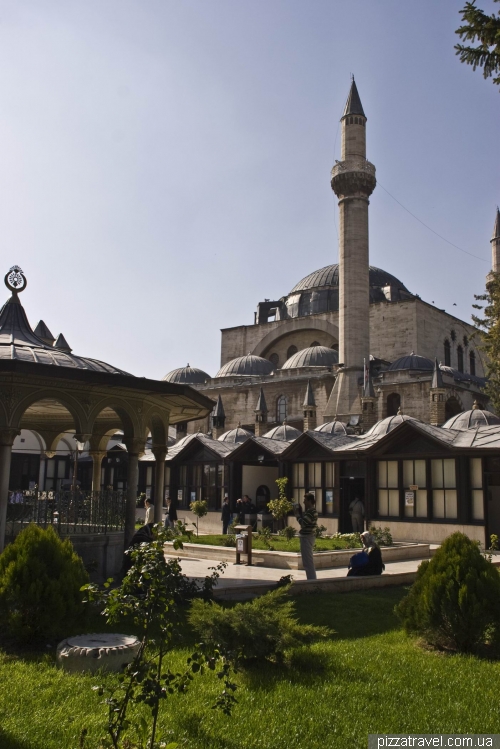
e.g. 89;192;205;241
166;552;428;599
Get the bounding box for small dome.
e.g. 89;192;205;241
215;354;274;378
218;426;253;444
442;408;500;430
263;423;302;441
163;364;210;384
364;412;421;438
314;420;348;436
175;432;204;447
281;345;339;370
387;354;434;372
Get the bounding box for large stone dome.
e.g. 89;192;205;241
215;354;274;378
387;354;434;372
281;345;339;369
282;264;411;319
163;364;210;385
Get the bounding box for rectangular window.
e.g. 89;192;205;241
470;457;484;521
292;462;305;505
402;459;427;518
377;460;399;517
324;462;337;515
431;459;457;519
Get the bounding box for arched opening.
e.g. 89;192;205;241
445;397;462;421
269;353;279;369
310;341;321;347
469;350;476;376
255;484;270;512
444;339;451;367
286;345;298;360
457;345;464;373
277;395;287;423
386;393;401;417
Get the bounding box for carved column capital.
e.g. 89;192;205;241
0;428;20;447
152;444;168;461
123;437;146;456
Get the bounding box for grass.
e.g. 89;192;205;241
181;533;361;552
1;587;500;749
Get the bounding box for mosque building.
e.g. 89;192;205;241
164;80;491;439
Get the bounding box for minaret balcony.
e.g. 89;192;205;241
331;158;376;199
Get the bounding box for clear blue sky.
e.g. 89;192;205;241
0;1;498;378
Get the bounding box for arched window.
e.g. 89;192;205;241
457;345;464;373
445;397;462;421
269;353;279;369
310;341;320;347
277;395;287;423
444;339;451;367
286;345;298;360
469;350;476;376
354;117;359;124
387;393;401;417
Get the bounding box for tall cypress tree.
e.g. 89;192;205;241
455;1;500;87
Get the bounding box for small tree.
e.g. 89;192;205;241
395;532;500;652
0;524;89;644
190;499;208;536
84;525;236;749
472;272;500;413
455;1;500;88
267;477;293;532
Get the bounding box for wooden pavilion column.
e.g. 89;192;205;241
152;446;167;523
89;450;106;492
123;437;144;546
0;428;20;552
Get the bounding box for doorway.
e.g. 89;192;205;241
339;477;365;533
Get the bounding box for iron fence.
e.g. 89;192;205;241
6;489;126;538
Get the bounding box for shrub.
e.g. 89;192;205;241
279;525;296;541
0;524;89;644
395;532;500;652
369;526;393;546
315;524;328;539
190;499;208;536
267;477;293;530
257;525;275;550
188;586;330;664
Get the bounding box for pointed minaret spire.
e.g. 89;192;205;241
255;388;268;437
491;207;500;273
34;320;55;346
431;358;444;389
303;380;317;431
342;77;366;119
363;372;375;399
303;379;316;408
211;394;226;439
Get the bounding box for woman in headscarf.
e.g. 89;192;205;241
347;531;385;576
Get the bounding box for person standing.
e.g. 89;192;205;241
144;498;154;525
221;496;231;535
295;493;318;580
349;496;365;533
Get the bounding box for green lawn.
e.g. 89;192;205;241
1;588;500;749
183;533;361;552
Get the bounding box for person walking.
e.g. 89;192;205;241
295;492;318;580
349;496;365;533
221;496;231;534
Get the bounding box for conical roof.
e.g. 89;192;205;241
303;380;316;408
255;387;268;413
54;333;72;352
212;394;225;419
493;207;500;240
431;358;444;389
342;78;365;118
33;320;55;345
0;267;129;374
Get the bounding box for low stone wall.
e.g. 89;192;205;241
165;541;430;570
381;521;485;546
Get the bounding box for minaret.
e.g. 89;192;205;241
324;78;376;423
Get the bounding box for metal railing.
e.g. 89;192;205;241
6;489;126;537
